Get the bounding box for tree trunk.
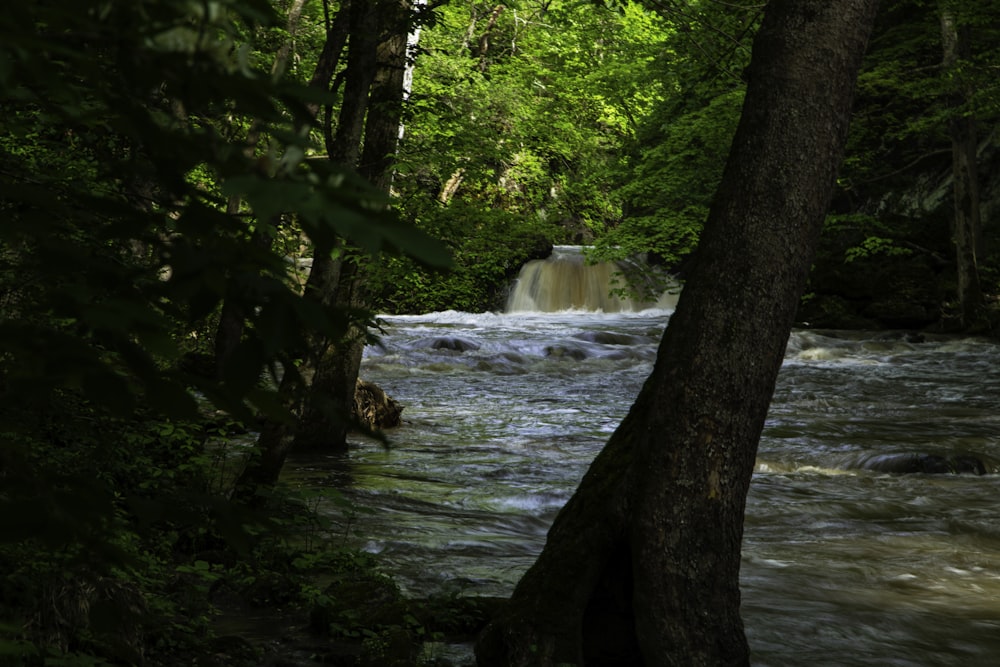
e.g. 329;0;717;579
940;7;983;327
293;254;368;450
295;0;413;451
231;3;358;495
323;1;380;165
291;0;381;451
475;1;879;665
476;5;506;72
359;0;412;192
307;0;352;121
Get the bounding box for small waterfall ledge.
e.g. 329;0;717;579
506;245;678;313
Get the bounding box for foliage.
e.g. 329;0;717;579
814;0;1000;326
845;0;1000;184
0;0;447;662
823;214;915;262
0;0;443;422
589;1;759;273
380;0;669;312
592;88;745;270
841;0;954;193
839;0;1000;202
0;399;244;664
370;200;559;313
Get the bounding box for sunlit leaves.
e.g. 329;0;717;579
378;0;670;309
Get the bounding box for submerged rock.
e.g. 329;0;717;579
544;344;588;360
427;336;481;352
572;331;652;346
849;452;997;475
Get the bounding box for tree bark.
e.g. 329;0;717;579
940;6;983;327
293;258;368;450
307;0;352;121
475;1;879;665
232;3;358;495
295;0;413;451
359;0;412;192
476;5;506;72
291;0;382;451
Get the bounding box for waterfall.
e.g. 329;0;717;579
506;245;677;313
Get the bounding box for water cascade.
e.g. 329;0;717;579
506;245;676;312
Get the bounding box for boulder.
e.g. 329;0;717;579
428;337;481;352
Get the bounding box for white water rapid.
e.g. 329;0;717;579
280;266;1000;665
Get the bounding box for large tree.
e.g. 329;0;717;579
474;0;880;665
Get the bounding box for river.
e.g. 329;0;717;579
285;305;1000;666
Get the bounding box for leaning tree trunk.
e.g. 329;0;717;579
940;7;983;328
475;1;879;665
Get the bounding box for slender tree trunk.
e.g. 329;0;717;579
439;168;465;203
476;5;506;72
308;0;352;121
295;0;413;450
940;7;983;327
475;1;879;665
232;3;357;495
291;0;381;451
359;0;412;192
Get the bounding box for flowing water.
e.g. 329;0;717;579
504;245;676;312
284;264;1000;665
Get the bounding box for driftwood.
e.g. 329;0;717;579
352;378;403;430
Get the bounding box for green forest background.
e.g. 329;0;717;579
2;0;999;665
